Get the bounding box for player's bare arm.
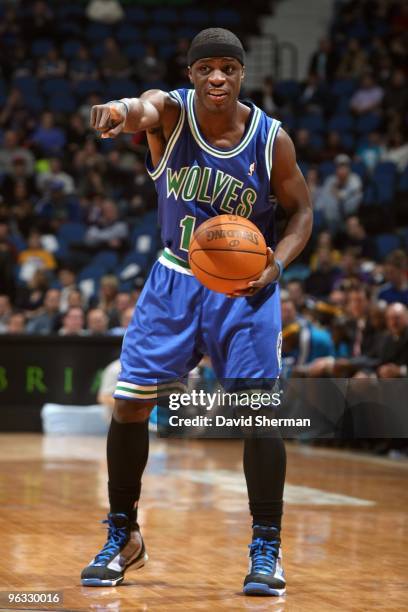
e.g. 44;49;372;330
229;129;313;297
90;89;180;164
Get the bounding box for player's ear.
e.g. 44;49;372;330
188;66;193;84
241;66;245;81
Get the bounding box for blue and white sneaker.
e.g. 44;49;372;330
243;525;286;596
81;513;148;587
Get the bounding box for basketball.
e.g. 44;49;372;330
188;215;268;293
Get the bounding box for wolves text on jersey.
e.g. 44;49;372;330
166;166;257;218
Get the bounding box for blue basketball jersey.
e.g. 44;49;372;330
146;88;281;263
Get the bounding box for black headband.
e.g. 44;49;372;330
188;42;245;66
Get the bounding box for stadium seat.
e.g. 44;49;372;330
48;93;76;114
57;222;86;245
85;23;112;42
125;43;146;60
31;38;54;57
275;80;301;103
75;79;104;98
62;40;82;60
351;161;367;180
105;78;139;100
152;7;178;23
297;161;309;177
299;114;325;133
181;8;210;25
319;161;336;180
309;133;324;151
124;6;148;24
355;113;381;134
398;167;408;192
340;132;355;150
90;251;119;272
116;24;141;45
146;26;172;43
372;162;397;204
158;44;177;59
375;234;401;260
13;76;39;97
331;79;357;98
328;114;354;132
42;78;71;97
214;9;241;27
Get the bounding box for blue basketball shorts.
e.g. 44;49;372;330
114;248;282;400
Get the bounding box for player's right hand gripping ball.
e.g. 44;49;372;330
188;215;267;294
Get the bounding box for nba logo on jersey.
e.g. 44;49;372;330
248;162;256;176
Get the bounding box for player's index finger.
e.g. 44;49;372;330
99;106;112;130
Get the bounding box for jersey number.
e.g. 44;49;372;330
179;215;196;252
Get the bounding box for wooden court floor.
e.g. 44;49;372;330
0;433;407;612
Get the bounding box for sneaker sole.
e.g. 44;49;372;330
243;582;286;596
81;553;148;587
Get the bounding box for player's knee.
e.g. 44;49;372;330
113;399;155;423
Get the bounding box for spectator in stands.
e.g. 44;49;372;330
315;154;363;233
0;294;12;332
100;37;130;79
350;73;384;115
23;1;55;45
66;113;89;157
126;157;157;214
282;316;335;378
86;0;124;24
298;72;331;114
336;39;368;79
69;46;99;82
167;38;189;87
26;288;60;334
319;131;347;162
86;308;109;335
0;219;17;298
294;129;318;164
356;131;384;173
1;156;37;206
58;267;78;313
6;311;26;334
15;269;49;312
35;181;81;229
0;130;35;175
36;157;75;196
341;216;375;259
377;303;408;378
309;231;341;271
108;291;133;328
377;250;408;306
31;112;66;156
286;280;307;315
18;230;56;283
309;38;337;80
250;77;283;117
0;88;29;130
37;46;67;79
305;246;340;298
92;274;119;319
305;167;323;209
109;306;134;336
83;199;128;253
383;69;407;116
59;306;85;336
382;132;408;172
137;44;166;83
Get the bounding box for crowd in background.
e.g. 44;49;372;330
0;0;407;395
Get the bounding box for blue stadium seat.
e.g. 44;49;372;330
42;78;71;97
140;80;168;92
280;112;296;132
298;114;325;133
181;8;210;25
158;44;177;59
351;161;367;180
340;132;355;150
328;114;354;132
152;7;178;23
398;167;408;192
372;162;397;204
78;265;106;298
124;6;148;24
13;76;39;97
355;113;381;134
86;23;112;42
125;43;146;60
75;79;104;98
90;251;119;272
347;20;369;41
31;38;54;57
62;40;82;60
146;26;172;43
400;227;408;249
334;96;351;113
116;24;141;44
105;78;139;99
116;252;149;282
331;79;357;98
48;92;76;114
25;96;44;113
375;234;401;260
319;161;336;180
297;161;309;177
275;80;301;102
175;26;200;40
57;222;86;245
309;133;324;151
214;9;241;27
56;5;85;20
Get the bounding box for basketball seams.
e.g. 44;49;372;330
190;248;267;256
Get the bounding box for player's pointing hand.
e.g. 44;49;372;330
90;102;127;138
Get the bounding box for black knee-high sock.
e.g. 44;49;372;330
243;433;286;530
107;417;149;517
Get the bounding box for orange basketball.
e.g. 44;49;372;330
188;215;267;294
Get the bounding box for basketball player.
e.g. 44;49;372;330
81;28;312;596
